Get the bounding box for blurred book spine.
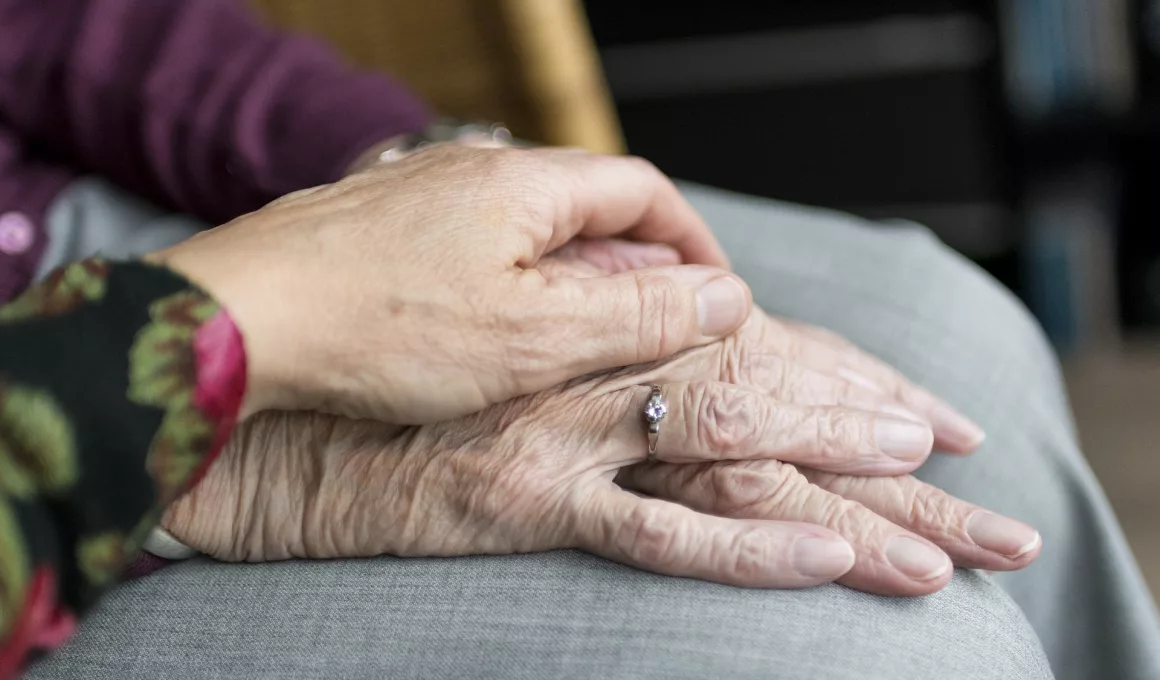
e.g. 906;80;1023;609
1023;167;1121;351
999;1;1131;350
1001;0;1136;117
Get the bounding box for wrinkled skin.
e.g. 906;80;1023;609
167;250;1037;597
152;146;748;423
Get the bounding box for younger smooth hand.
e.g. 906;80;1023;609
151;146;747;423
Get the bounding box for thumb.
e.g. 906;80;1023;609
539;265;752;375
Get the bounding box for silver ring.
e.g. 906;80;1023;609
643;385;667;462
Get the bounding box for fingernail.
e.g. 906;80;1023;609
930;403;986;451
792;536;856;579
873;417;934;461
696;276;749;336
967;512;1040;559
886;536;950;580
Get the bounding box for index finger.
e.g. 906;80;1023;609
776;319;985;453
540;150;730;268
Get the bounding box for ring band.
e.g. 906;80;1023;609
643;385;667;462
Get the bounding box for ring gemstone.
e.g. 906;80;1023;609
645;395;667;423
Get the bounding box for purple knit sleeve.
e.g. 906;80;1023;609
0;128;74;301
0;0;434;226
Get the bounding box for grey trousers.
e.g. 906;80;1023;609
26;179;1160;680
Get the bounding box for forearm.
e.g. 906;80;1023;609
0;260;246;679
0;0;433;223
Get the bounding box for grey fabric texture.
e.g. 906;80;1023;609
683;184;1160;680
34;177;203;280
30;554;1048;680
25;178;1159;679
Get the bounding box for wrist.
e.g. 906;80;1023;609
162;411;334;562
142;246;276;419
347;118;515;174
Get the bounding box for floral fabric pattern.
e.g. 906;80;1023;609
0;386;78;498
128;291;220;503
0;260;110;323
0;259;246;680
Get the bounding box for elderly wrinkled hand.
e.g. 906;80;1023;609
165;249;1038;597
545;239;987;455
149;146;746;424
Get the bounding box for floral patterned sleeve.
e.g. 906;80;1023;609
0;259;246;679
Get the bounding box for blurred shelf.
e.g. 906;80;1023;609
586;0;1160;342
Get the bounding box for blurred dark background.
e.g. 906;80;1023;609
584;0;1154;353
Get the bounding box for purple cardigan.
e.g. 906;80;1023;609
0;0;433;301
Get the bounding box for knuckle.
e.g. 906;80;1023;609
798;467;841;491
813;494;863;535
742;463;873;547
905;486;961;540
709;460;806;515
691;385;762;456
777;465;828;517
633;273;689;359
813;409;869;460
792;477;875;541
729;527;775;580
621;500;680;565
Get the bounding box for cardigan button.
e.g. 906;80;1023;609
0;212;34;255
